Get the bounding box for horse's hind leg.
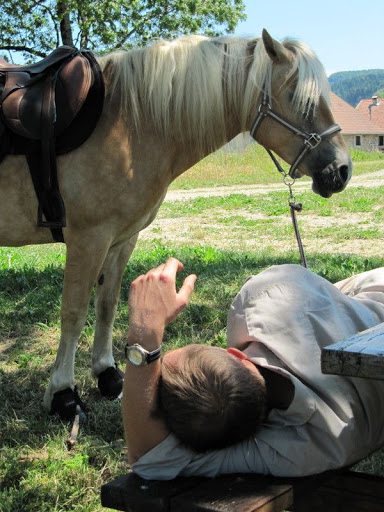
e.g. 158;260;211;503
92;235;139;399
44;229;111;419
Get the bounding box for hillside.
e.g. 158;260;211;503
329;70;384;107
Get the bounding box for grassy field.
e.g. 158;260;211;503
1;146;384;511
169;144;384;189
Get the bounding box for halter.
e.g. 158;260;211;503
250;90;341;178
249;89;340;269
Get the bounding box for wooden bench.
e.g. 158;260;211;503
101;470;384;511
322;322;384;379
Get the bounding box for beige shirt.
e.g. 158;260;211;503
132;264;384;479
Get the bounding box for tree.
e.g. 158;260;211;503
0;0;246;61
329;70;384;106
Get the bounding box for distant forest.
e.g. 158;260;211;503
329;70;384;107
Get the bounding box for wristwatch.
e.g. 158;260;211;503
125;343;162;367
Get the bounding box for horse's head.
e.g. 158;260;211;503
250;30;352;198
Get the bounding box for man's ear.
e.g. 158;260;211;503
227;347;248;360
262;28;290;63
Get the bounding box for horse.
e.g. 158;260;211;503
0;29;352;420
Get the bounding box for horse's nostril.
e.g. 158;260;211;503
339;165;349;183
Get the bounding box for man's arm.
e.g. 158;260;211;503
122;257;197;464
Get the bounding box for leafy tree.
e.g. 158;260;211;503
0;0;246;61
329;70;384;107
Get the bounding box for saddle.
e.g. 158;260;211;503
0;46;105;242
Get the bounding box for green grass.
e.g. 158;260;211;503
170;144;278;189
1;149;384;511
159;186;384;219
349;148;384;161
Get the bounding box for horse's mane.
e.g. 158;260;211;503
98;34;330;153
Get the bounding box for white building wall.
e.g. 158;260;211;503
342;134;383;152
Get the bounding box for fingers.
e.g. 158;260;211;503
159;257;184;281
130;258;195;300
165;273;197;324
139;257;183;281
128;258;197;330
178;274;197;304
161;259;196;301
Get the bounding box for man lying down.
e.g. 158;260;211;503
122;258;384;479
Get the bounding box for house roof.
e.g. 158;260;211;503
356;97;384;130
330;92;384;135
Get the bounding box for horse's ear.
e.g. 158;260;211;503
262;29;290;63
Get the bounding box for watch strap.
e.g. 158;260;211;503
146;345;162;363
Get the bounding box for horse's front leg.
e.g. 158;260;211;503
92;235;139;399
44;230;111;419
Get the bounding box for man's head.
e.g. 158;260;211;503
158;344;267;452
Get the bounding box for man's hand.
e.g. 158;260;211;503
128;257;197;347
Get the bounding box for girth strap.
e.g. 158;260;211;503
27;152;66;243
32;71;66;242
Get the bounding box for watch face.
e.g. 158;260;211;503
128;346;146;366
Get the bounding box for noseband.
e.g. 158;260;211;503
250;90;341;178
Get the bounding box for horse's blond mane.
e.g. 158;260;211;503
98;34;330;153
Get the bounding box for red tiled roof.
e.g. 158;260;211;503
356;97;384;130
330;92;384;135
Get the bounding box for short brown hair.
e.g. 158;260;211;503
158;345;267;452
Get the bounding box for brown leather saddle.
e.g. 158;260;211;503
0;46;105;242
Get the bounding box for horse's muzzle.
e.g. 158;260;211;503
312;157;353;198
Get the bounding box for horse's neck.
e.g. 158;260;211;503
171;109;244;178
103;77;244;182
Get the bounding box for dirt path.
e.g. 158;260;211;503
165;169;384;201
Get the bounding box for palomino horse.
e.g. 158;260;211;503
0;30;352;419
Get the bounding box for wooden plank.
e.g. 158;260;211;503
293;471;384;512
294;487;384;512
101;473;203;512
171;474;293;512
325;470;384;498
321;322;384;379
101;470;384;512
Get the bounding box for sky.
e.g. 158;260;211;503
233;0;383;76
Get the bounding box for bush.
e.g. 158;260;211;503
350;148;384;161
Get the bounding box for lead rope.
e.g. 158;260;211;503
266;149;308;268
288;184;308;269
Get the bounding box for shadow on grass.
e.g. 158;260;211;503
0;361;124;455
1;245;384;511
2;245;382;339
122;245;384;300
0;265;64;336
1;247;384;442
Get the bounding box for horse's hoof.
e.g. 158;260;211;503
98;364;124;400
50;386;87;422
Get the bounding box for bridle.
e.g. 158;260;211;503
249;89;341;269
250;89;341;178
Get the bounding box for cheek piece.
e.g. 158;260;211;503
227;347;248;360
250;88;341;179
